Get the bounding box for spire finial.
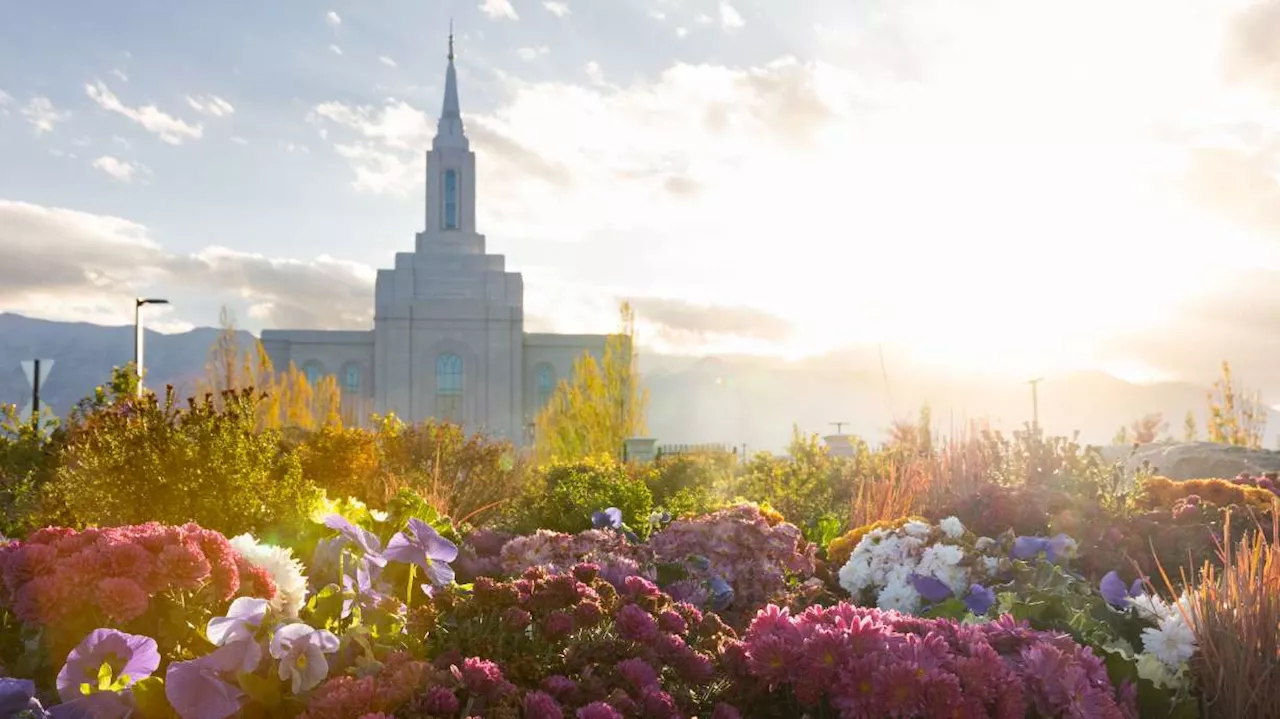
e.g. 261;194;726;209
448;19;454;62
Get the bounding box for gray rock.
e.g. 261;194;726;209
1098;441;1280;480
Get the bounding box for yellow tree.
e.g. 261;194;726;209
1207;361;1266;449
534;302;649;462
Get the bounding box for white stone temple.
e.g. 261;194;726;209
261;36;609;443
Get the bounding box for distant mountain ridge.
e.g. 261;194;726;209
1;313;1271;451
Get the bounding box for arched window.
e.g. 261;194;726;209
301;360;325;385
443;169;459;230
342;364;360;393
436;353;464;422
536;363;555;408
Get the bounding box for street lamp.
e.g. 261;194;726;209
1027;377;1045;433
134;297;169;396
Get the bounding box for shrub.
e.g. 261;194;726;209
296;425;382;506
1139;476;1278;513
39;388;319;537
375;416;526;525
647;452;733;519
1166;509;1280;719
733;430;855;539
515;457;653;534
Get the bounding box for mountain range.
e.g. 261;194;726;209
2;312;1272;452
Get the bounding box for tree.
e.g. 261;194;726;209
1207;361;1266;449
1183;411;1198;442
1128;413;1168;444
533;302;649;462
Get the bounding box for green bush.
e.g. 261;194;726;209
733;428;858;538
39;387;319;537
514;456;653;534
647;452;733;519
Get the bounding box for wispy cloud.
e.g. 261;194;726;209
379;56;397;68
91;155;145;183
185;93;235;118
22;97;68;135
110;68;128;82
719;1;744;30
85;82;202;145
329;44;343;56
480;0;519;21
542;1;570;17
517;46;550;61
325;10;341;28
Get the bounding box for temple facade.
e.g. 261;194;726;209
261;37;608;443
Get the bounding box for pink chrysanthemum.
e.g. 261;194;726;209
614;603;659;642
96;576;150;623
523;691;565;719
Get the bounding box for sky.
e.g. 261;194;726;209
5;0;1280;393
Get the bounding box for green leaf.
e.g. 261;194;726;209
237;672;283;708
922;598;968;621
132;676;179;719
309;583;345;629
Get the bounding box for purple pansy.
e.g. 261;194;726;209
910;574;954;603
323;514;387;567
1100;571;1145;609
384;518;459;587
963;584;997;615
48;690;133;719
55;629;160;703
164;649;246;719
1012;533;1075;564
0;678;49;718
591;507;623;530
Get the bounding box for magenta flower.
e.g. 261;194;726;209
615;603;659;642
56;629;160;703
384;518;458;586
576;702;624;719
522;691;564;719
616;658;659;690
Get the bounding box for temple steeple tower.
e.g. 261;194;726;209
424;25;476;236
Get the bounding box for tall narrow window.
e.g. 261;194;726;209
436;353;464;423
343;364;360;393
302;361;325;385
443;169;459;230
536;363;555;408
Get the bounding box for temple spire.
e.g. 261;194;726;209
435;24;466;147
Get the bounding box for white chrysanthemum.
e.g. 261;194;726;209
902;520;931;539
938;516;965;539
838;556;873;595
981;556;1000;578
1140;614;1197;668
877;579;921;614
1128;593;1171;622
920;543;964;568
230;534;309;618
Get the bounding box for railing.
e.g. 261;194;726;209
656;443;733;457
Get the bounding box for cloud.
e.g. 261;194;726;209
325;10;341;28
629;297;793;342
1224;0;1280;97
111;69;128;82
85;82;202;144
379;56;397;68
22;97;68;135
230;136;248;145
185;94;235;118
517;46;549;61
675;26;688;38
329;44;343;55
585;61;604;84
0;200;374;330
91;155;146;182
542;1;570;17
480;0;519;21
718;1;744;30
1181;141;1280;238
0;89;11;106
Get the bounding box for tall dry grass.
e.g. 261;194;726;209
1157;504;1280;718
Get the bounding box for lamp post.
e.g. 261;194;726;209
1027;377;1045;433
134;297;169;396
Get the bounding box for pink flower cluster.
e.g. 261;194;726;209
0;523;276;628
497;529;655;587
648;504;816;609
731;603;1137;719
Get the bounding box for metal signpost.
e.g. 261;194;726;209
19;358;55;435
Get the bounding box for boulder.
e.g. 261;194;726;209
1098;441;1280;480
